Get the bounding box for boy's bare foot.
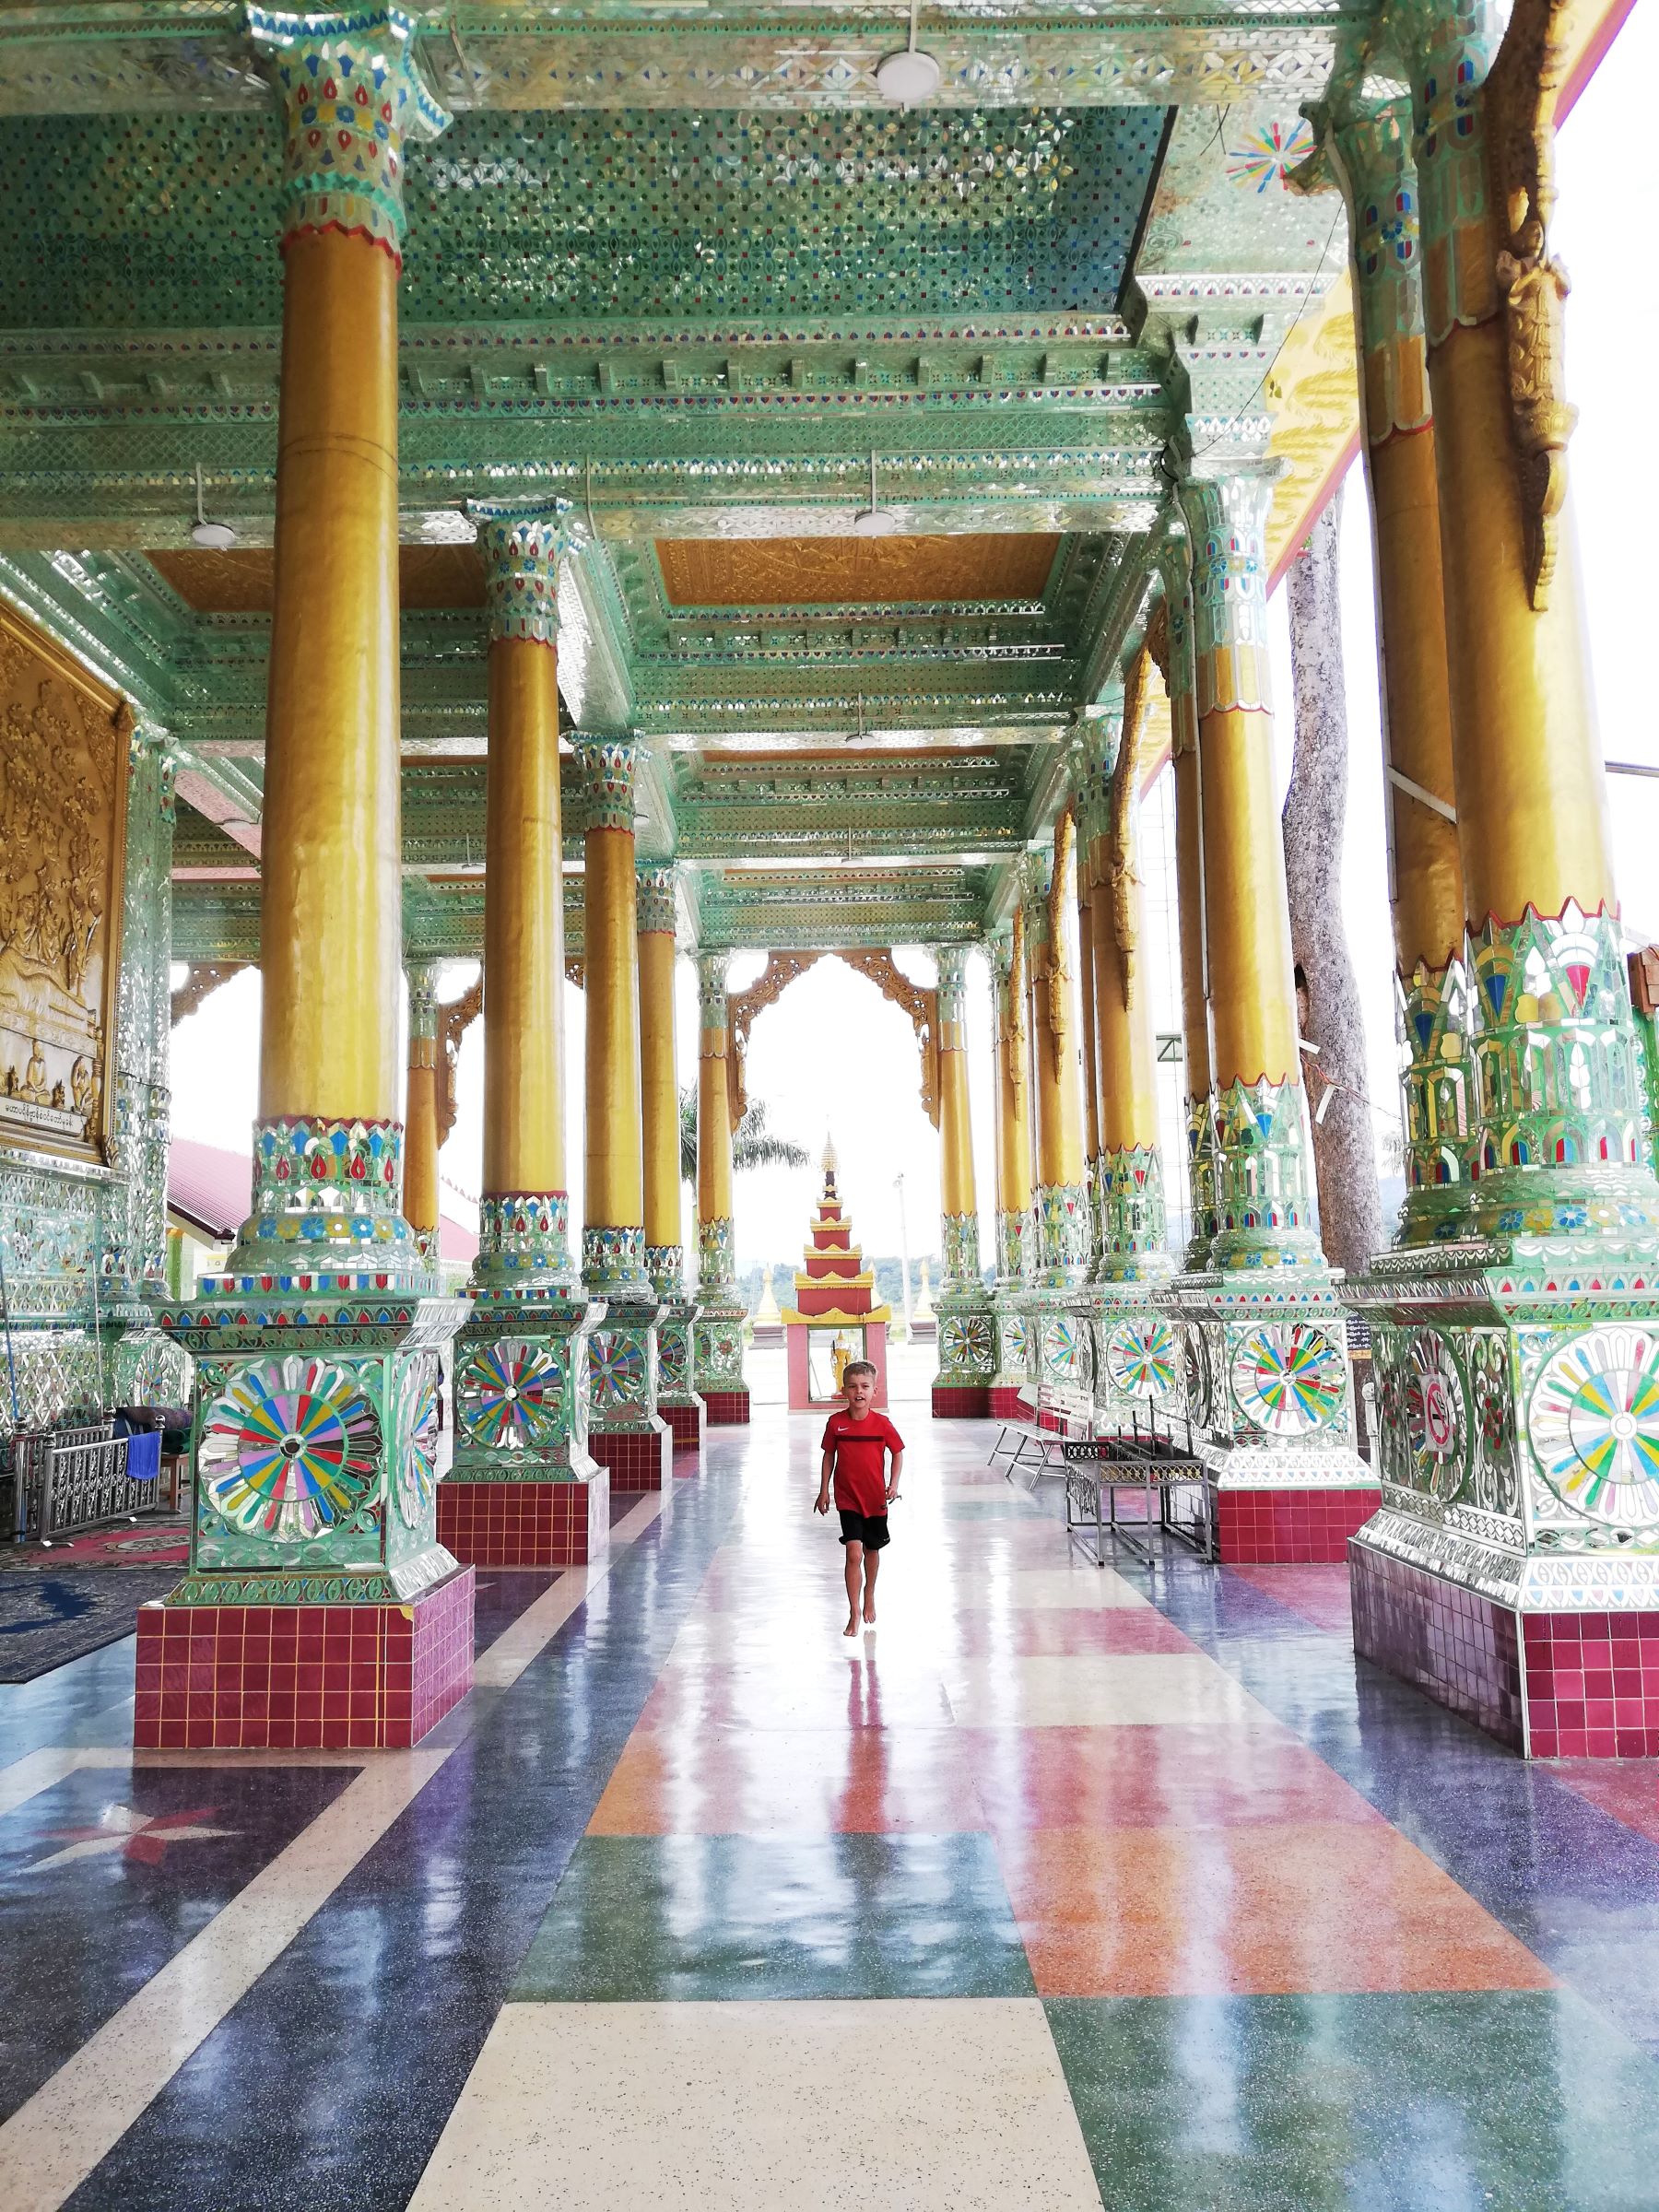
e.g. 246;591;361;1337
863;1603;877;1626
843;1615;858;1637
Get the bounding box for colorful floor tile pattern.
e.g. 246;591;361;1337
2;1411;1659;2208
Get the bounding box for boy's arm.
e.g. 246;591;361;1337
815;1446;833;1514
886;1443;903;1503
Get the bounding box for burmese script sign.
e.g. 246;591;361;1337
0;605;128;1165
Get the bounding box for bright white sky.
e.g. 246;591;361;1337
171;17;1659;1281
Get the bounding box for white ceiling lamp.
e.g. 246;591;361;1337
876;0;942;105
190;460;237;550
852;449;900;537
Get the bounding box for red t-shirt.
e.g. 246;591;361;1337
820;1409;905;1517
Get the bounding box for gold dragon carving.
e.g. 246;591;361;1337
170;961;249;1028
1487;0;1577;611
1002;912;1029;1098
1108;645;1154;1010
0;606;128;1163
435;974;484;1147
1044;809;1075;1079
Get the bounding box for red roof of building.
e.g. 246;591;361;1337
168;1136;479;1264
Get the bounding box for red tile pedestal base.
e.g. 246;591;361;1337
1350;1536;1659;1758
1215;1486;1379;1564
989;1386;1032;1420
702;1389;750;1425
662;1399;706;1456
439;1475;610;1568
590;1420;673;1492
933;1384;990;1418
134;1565;475;1751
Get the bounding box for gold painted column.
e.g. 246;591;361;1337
149;11;468;1754
638;865;702;1446
1400;0;1653;1230
932;943;994;1410
1176;472;1323;1276
1162;470;1368;1516
577;738;669;1485
1088;664;1169;1279
1323;93;1473;1243
404;960;441;1260
1075;829;1103;1277
471;506;580;1295
987;924;1035;1406
693;951;748;1419
1020;830;1090;1287
445;508;598;1543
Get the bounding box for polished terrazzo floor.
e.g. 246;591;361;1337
4;1406;1659;2209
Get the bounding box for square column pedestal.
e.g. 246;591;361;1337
152;1285;474;1751
1348;1243;1659;1756
440;1292;610;1571
1087;1286;1185;1437
694;1293;751;1426
988;1294;1034;1420
651;1274;706;1460
932;1291;996;1418
587;1296;673;1492
1164;1275;1379;1562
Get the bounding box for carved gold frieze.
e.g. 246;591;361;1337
146;544;488;615
655;535;1062;612
0;603;128;1165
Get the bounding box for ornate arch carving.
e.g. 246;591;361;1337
170;960;249;1029
720;947;939;1130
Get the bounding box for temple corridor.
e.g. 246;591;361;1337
5;1411;1659;2210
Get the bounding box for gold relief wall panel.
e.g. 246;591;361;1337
656;534;1062;610
0;604;128;1165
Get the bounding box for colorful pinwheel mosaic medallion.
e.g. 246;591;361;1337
394;1356;441;1526
1528;1325;1659;1529
1402;1329;1467;1500
457;1339;565;1451
590;1329;649;1409
1230;1323;1345;1438
200;1357;381;1543
1042;1313;1088;1382
1104;1316;1177;1402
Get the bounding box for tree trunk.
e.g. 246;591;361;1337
1282;488;1384;1278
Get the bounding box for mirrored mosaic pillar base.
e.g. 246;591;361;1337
1161;1274;1378;1562
693;1310;750;1428
932;1290;995;1418
149;1296;471;1749
439;1292;606;1570
693;1217;749;1423
1347;1241;1659;1755
651;1255;706;1458
1084;1275;1183;1437
1021;1288;1094;1433
988;1296;1033;1421
585;1300;671;1493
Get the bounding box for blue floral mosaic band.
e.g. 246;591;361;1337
471;1190;577;1296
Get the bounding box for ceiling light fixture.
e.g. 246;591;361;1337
876;0;942;105
190;460;237;550
852;450;900;537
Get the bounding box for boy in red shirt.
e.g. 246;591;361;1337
814;1360;904;1635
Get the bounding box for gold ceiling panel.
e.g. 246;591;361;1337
655;534;1061;610
147;544;487;614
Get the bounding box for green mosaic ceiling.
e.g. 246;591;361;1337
0;6;1369;955
0;103;1165;330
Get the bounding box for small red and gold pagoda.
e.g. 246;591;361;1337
782;1139;892;1408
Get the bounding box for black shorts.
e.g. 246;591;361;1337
838;1510;890;1550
